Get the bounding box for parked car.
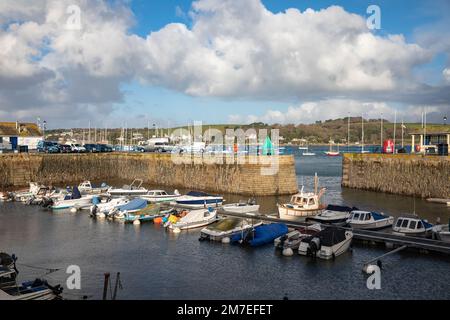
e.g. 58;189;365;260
84;144;99;153
59;144;72;153
70;143;86;153
37;141;60;153
93;144;112;152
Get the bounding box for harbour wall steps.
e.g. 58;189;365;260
342;153;450;199
0;153;298;196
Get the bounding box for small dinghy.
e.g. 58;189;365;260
175;191;223;209
168;207;218;230
307;205;356;225
231;223;289;247
346;210;394;230
199;218;262;242
298;227;353;260
117;204;165;223
274;224;322;250
392;215;433;237
221;199;260;214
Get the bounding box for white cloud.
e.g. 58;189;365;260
228;99;440;125
444;68;450;82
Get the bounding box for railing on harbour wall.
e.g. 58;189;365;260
342;153;450;198
0;153;298;196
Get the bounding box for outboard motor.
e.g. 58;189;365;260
90;205;98;217
309;237;321;257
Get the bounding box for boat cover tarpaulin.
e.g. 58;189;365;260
249;223;288;247
117;198;147;212
371;212;389;221
186;191;213;197
326;205;358;212
302;227;347;247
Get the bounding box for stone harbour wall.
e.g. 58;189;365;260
342;153;450;199
0;153;298;196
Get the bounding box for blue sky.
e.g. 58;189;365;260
106;0;449;127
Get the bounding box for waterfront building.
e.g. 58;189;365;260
410;132;450;155
0;122;43;151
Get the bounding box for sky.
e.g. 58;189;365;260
0;0;450;129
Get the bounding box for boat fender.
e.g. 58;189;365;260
282;248;294;257
70;207;77;213
222;237;231;244
173;227;181;234
133;219;141;225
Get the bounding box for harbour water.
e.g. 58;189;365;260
1;146;449;300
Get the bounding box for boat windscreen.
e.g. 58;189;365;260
208;218;242;231
187;191;212;197
326;205;357;212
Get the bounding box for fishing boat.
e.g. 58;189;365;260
174;191;223;209
220;200;260;214
392;215;433;237
432;223;450;242
274;224;322;250
306;205;356;225
0;253;62;300
78;181;109;195
50;187;95;210
168;207;218;230
141;189;181;203
346;210;394;230
231;223;289;247
108;198;148;218
278;175;326;221
199;217;262;242
298;227;353;259
107;179;148;196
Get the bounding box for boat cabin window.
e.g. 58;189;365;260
308;198;316;206
161;191;167;195
365;213;371;221
396;219;403;227
401;219;409;228
409;220;417;230
417;221;423;230
353;213;360;220
359;213;366;221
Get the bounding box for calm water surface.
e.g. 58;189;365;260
1;146;449;300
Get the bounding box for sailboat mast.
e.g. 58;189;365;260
393;110;397;154
381;113;383;150
361;114;364;153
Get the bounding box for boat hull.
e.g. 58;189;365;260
348;218;394;230
278;205;324;222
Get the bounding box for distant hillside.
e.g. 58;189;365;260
46;117;449;145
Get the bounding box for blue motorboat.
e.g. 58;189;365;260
231;223;289;247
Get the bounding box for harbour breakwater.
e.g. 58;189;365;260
0;153;298;196
342;153;450;199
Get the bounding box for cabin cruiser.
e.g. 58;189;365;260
174;191;223;209
298;227;353;259
141;190;181;203
346;210;394;230
392;215;433;237
50;187;95;210
220;199;260;214
278;186;326;221
274;224;322;250
432;222;450;242
199;217;262;242
168;207;218;230
306;205;356;225
0;253;62;300
78;181;109;195
107;179;148;196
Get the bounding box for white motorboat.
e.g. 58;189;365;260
346;210;394;230
50;187;94;210
0;253;62;300
78;181;109;195
141;189;181;203
298;227;353;259
278;176;326;221
174;191;223;209
274;224;322;250
392;215;433;237
12;182;43;202
199;217;262;241
168;207;218;230
90;197;130;217
221;200;260;214
306;205;356;225
432;223;450;242
107;179;148;196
